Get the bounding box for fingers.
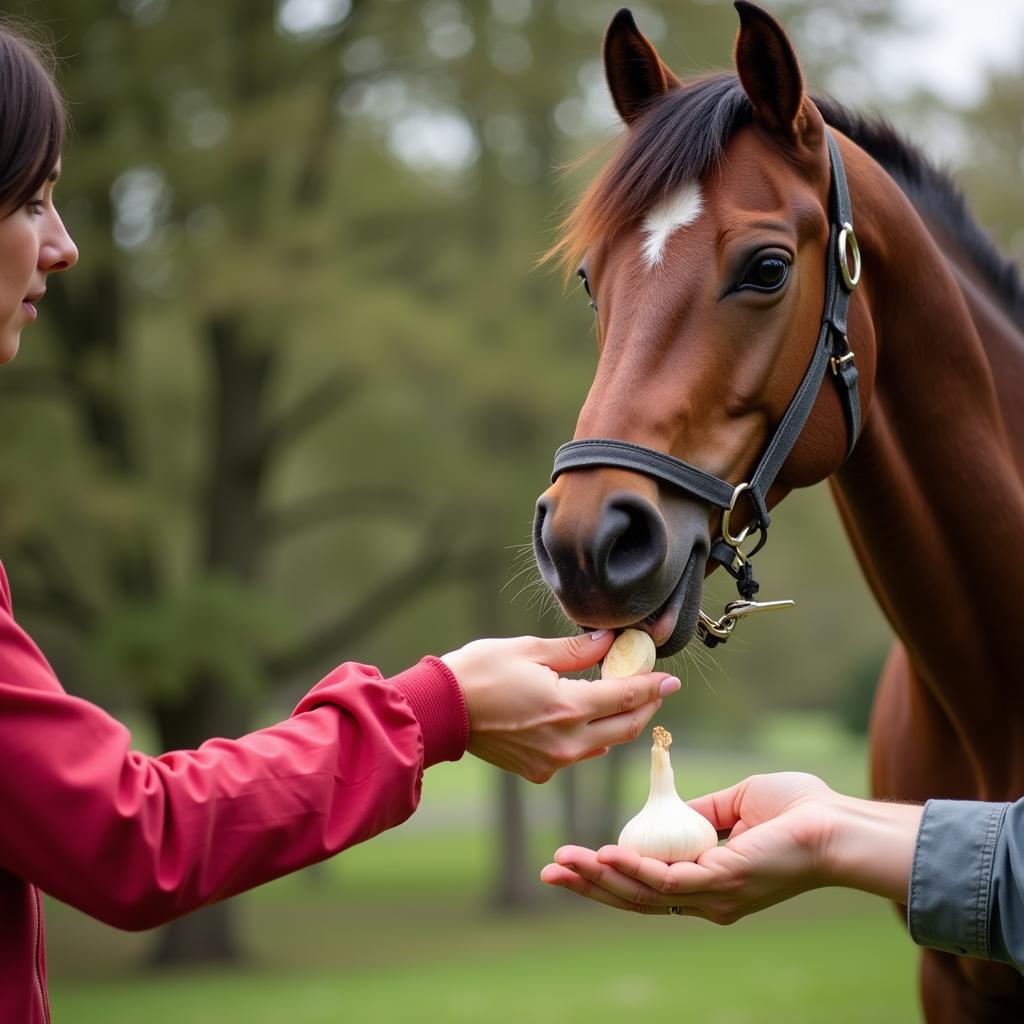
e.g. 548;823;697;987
686;781;750;833
572;671;680;720
544;844;752;924
543;848;667;914
581;693;663;750
529;630;615;673
540;862;651;913
596;845;715;893
552;846;669;908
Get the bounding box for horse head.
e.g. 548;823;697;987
533;2;876;656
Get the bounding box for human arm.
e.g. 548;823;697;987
0;645;462;930
0;564;675;929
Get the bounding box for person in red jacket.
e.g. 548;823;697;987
0;24;682;1022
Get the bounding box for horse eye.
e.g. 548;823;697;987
739;255;790;292
577;269;598;313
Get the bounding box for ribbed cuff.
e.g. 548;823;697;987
391;656;469;767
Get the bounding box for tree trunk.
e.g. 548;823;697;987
148;313;272;967
150;901;241;966
593;744;628;851
492;770;535;910
561;746;627;851
148;670;252;966
560;764;582;844
468;546;537;911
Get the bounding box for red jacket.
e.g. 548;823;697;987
0;562;469;1023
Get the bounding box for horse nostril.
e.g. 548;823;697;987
533;496;557;584
532;491;669;605
595;495;667;593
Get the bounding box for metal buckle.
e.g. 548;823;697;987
830;350;856;376
837;222;861;290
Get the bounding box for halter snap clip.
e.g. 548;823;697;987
697;598;796;647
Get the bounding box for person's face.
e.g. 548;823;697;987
0;162;78;364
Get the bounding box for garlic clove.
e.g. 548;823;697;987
617;726;718;863
601;628;657;678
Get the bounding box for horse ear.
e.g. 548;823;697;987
604;8;680;126
733;1;813;143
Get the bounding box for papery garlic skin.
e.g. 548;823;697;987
617;726;718;863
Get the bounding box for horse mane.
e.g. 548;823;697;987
550;73;1024;331
814;95;1024;330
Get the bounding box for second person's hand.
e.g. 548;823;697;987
540;772;923;920
442;630;680;784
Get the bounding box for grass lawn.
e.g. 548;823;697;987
48;889;919;1024
44;714;923;1022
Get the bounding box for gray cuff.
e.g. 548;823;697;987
908;799;1007;959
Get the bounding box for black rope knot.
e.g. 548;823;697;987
737;563;759;601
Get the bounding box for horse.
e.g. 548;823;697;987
531;3;1024;1020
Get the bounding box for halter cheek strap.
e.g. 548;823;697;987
549;130;862;641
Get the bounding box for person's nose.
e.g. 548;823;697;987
40;212;78;273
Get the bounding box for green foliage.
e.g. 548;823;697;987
87;576;291;702
960;69;1024;263
837;650;887;736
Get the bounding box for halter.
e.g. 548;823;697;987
549;130;862;648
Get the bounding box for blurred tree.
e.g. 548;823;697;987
959;67;1024;267
837;650;887;736
2;0;499;964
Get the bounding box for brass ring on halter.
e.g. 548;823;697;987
837;221;861;290
721;482;752;549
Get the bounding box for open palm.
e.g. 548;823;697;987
541;772;843;921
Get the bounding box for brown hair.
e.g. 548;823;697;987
0;22;66;214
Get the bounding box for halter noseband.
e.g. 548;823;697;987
549;130;862;648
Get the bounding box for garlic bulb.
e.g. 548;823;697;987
617;726;718;863
601;628;657;678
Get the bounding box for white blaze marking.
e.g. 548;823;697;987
640;182;703;267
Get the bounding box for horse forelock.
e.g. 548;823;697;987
548;74;1023;331
546;73;751;279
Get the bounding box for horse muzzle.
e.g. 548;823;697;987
532;484;710;656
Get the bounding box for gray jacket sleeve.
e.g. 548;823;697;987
908;797;1024;970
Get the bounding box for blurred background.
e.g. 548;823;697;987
1;0;1020;1020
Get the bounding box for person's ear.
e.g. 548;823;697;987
604;8;680;126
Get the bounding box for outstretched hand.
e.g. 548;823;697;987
442;631;679;784
540;772;922;921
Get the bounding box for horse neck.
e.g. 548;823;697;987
830;160;1024;787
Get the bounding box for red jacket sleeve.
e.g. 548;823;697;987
0;564;469;930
